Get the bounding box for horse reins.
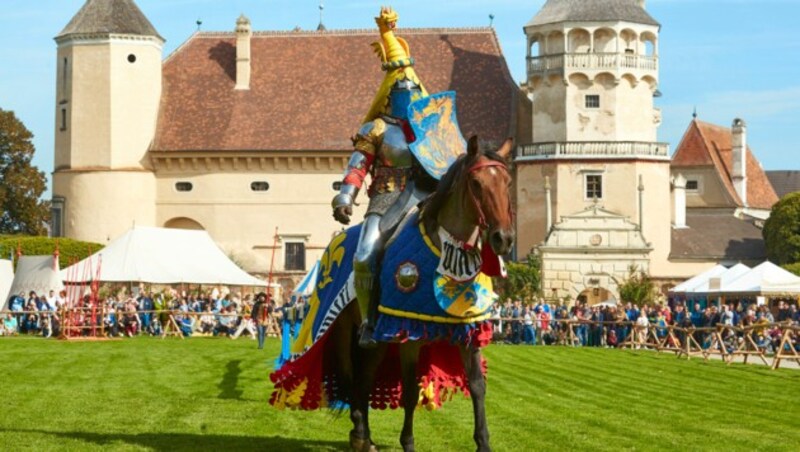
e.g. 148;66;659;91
466;159;513;232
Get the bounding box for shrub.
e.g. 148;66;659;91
0;235;103;269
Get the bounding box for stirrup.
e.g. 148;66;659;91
358;321;377;349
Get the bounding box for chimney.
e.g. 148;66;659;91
235;14;252;90
731;118;747;206
673;174;687;228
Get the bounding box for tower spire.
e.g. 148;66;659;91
317;2;326;32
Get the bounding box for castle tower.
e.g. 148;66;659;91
51;0;163;242
515;0;673;300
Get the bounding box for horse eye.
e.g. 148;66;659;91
470;179;482;192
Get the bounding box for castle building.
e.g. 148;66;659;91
514;0;780;304
51;0;520;286
52;0;781;299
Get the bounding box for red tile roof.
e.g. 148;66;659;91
671;120;778;209
152;28;519;153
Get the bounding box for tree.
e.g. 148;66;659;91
615;265;656;306
0;108;49;235
494;252;541;302
763;192;800;265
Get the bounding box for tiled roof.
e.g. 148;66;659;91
766;171;800;199
152;28;519;152
671;120;779;210
58;0;161;40
671;212;766;262
526;0;659;28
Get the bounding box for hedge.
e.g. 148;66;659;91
0;236;103;269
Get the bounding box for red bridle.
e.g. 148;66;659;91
466;159;513;231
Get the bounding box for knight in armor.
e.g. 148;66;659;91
332;7;436;348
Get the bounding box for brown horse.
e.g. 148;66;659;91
332;136;515;452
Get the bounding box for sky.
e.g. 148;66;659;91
1;0;799;197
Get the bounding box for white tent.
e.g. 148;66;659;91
61;226;266;286
720;261;800;295
670;264;728;293
690;263;751;294
0;259;14;310
7;256;64;305
292;260;320;298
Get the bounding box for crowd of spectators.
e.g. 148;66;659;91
1;288;304;344
3;290;798;354
489;298;800;354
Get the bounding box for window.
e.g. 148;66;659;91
585;174;603;199
686;180;699;191
128;54;137;63
585;95;600;109
332;181;342;191
285;242;306;271
251;181;270;192
175;182;193;192
60;109;67;131
62;57;68;94
51;197;65;238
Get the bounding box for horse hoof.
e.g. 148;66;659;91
350;431;377;452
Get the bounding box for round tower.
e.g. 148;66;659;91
52;0;163;242
523;0;661;144
515;0;674;297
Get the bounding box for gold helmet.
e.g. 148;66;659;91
363;7;428;123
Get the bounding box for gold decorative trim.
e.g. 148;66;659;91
378;305;491;324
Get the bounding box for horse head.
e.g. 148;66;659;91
423;136;515;257
463;136;515;256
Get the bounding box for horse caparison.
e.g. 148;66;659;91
333;136;515;452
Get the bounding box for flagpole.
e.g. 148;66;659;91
267;227;279;300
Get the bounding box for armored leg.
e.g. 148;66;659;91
354;214;385;349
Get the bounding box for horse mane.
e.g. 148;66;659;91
419;149;507;222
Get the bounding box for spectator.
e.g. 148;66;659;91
252;293;270;349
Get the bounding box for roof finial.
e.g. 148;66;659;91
196;18;203;31
489;14;495;27
317;2;326;32
692;106;697;119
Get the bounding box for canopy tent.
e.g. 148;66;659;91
718;261;800;295
292;260;320;298
61;226;266;286
669;264;728;294
6;256;64;307
688;263;751;294
0;259;14;310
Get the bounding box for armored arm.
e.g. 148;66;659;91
332;119;385;225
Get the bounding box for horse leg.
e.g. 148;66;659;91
399;342;422;452
460;344;491;452
351;343;387;452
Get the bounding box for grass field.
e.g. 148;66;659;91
0;337;798;451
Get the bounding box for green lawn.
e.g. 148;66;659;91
0;337;797;451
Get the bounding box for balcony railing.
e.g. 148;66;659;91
527;53;658;76
517;141;669;160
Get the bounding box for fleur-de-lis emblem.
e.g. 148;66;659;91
318;232;346;290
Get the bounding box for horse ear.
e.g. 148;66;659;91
467;135;481;159
496;137;514;160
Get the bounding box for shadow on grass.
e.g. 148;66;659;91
7;429;350;451
218;360;243;400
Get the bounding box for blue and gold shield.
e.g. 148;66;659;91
407;91;466;180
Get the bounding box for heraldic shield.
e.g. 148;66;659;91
408;91;467;180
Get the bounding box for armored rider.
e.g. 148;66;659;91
332;7;435;348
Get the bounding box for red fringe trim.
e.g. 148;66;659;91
269;322;493;411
